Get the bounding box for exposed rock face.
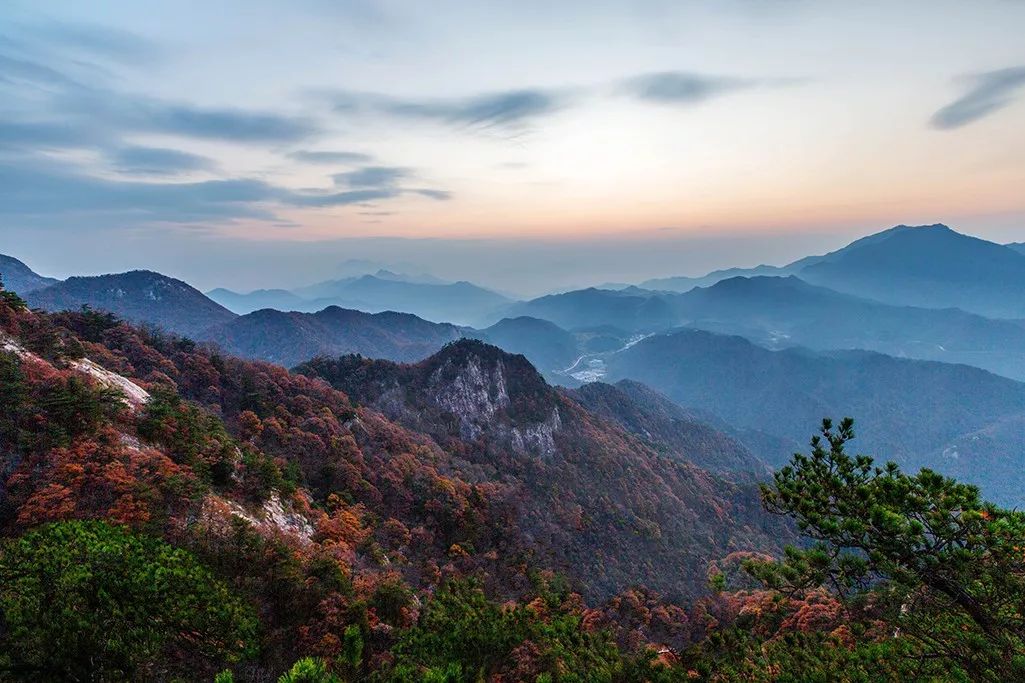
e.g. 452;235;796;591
1;332;29;359
506;406;561;458
299;339;564;460
425;344;562;458
202;492;315;545
1;333;150;409
430;353;511;440
71;358;150;408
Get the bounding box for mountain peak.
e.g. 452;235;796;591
891;222;951;232
790;223;1025;318
24;269;236;336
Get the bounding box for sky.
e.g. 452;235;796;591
1;0;1024;295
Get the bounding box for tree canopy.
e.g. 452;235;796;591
0;520;259;681
742;418;1025;681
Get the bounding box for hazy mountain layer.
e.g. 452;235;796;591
0;254;60;294
604;328;1025;506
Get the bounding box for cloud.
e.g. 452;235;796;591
285;188;399;207
326;72;786;132
327;164;451;201
23;21;162;64
334;165;409;188
0;160;280;226
0;53;81;88
386;89;562;127
410;188;453;201
57;88;319;143
108;146;218;175
930;67;1025;130
0;44;318;145
0;121;101;150
330;87;567;129
619;71;753;105
0;152;450;229
287;149;374;164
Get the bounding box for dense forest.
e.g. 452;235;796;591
1;281;1023;681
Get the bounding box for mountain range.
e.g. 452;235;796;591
637;224;1025;320
603;328;1025;506
210;271;510;326
3;221;1025;677
672;275;1025;380
794;224;1025;319
5;222;1025;510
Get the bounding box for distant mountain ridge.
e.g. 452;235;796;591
604;328;1025;507
25;270;237;337
507;287;677;332
205;287;306;314
212;272;510;326
0;254;60;294
640;264;791;292
203;305;464;366
672;275;1025;380
631;224;1025;319
793;224;1025;318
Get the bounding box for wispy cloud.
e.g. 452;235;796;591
0;37;319;147
21;20;163;64
53;88;319;143
286;188;399;208
0;152;450;229
108;146;218;176
619;71;759;105
334;165;410;188
329;87;569;130
287;149;374;164
0;160;279;227
326;164;451;202
325;71;792;133
410;188;452;201
931;66;1025;130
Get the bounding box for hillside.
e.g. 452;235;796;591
604;329;1025;506
674;275;1025;380
25;270;237;337
568;380;770;476
296;340;789;599
793;224;1025;318
203;305;464;366
0;254;60;294
0;294;788;675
